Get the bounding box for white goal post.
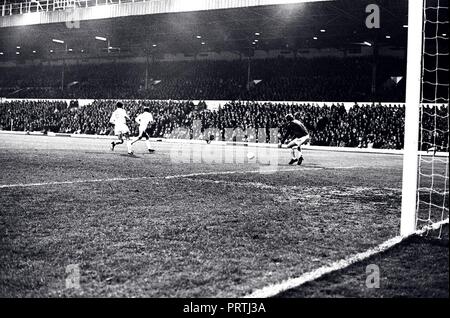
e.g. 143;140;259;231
401;0;449;237
400;0;424;236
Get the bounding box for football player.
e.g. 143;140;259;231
279;113;310;165
131;107;155;153
109;102;133;155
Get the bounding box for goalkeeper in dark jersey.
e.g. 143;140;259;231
278;113;310;165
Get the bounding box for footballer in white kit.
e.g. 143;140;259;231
131;107;155;153
109;102;134;154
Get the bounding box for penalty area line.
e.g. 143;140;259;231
244;218;449;298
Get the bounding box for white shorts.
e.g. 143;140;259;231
114;124;130;136
288;135;310;147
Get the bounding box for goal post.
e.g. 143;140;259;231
400;0;424;236
401;0;449;237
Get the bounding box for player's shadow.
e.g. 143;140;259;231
85;151;111;155
119;154;141;159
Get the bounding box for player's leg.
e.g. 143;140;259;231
124;132;133;154
131;130;143;145
145;139;155;153
131;130;154;153
131;136;141;145
143;130;155;152
296;135;310;165
286;139;300;165
111;133;124;151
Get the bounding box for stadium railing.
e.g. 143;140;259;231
1;0;149;17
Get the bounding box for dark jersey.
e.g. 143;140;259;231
281;119;309;142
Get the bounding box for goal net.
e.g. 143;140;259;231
401;0;449;238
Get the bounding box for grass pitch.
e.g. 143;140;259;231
0;133;447;297
276;227;449;298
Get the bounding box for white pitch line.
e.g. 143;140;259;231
0;166;370;189
164;167;322;180
0;167;313;189
244;218;449;298
0;177;153;189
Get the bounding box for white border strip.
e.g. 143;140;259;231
244;218;449;298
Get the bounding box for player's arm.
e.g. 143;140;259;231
135;114;142;124
278;123;290;146
300;121;309;135
109;113;115;125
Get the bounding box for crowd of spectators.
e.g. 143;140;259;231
1;99;447;151
0;100;68;132
420;105;449;152
0;56;406;101
189;101;406;149
58;99;206;136
0;99;206;137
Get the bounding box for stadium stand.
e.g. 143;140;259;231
0;56;405;101
2;99;446;151
0;0;448;301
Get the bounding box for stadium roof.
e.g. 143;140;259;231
0;0;408;60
